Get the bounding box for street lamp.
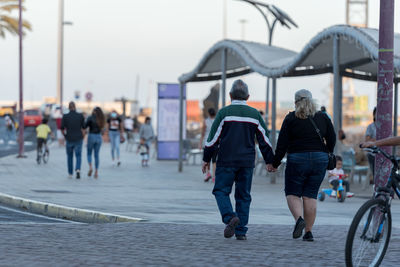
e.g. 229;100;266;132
17;0;25;158
235;0;298;127
57;0;73;109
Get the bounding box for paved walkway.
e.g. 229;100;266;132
1;143;400;265
0;143;399;226
0;223;399;266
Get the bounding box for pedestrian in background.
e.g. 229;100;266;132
365;107;376;184
84;107;105;178
270;89;335;242
4;114;15;146
61;102;85;179
202;79;274;241
124;116;134;151
139;117;154;159
199;108;217;182
107;110;123;166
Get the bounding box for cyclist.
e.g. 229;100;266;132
36;117;54;159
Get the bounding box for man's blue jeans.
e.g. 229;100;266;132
66;140;83;175
212;166;253;236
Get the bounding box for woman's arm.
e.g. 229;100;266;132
361;136;400;148
272;115;290;168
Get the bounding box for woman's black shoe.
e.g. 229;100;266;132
303;231;314;242
293;216;306;239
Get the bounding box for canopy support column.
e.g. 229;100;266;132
178;82;185;172
265;78;270;129
393;82;398;155
270;78;277;184
221;48;227;107
333;35;342;143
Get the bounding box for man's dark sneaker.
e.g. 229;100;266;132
76;171;80;179
303;231;314;242
293;216;306;239
236;235;247;240
224;216;240;238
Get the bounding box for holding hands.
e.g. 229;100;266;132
266;164;277;172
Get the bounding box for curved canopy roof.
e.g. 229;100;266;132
179;25;400;83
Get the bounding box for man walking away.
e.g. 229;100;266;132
61;102;85;179
202;79;274;240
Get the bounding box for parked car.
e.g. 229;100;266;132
24;109;42;127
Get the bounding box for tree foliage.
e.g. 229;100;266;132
0;0;32;38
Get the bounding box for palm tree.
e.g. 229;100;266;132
0;0;31;38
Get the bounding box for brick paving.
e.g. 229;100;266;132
0;223;399;266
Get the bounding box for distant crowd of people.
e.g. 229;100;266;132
35;101;154;179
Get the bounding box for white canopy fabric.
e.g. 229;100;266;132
179;24;400;83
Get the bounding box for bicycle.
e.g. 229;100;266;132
36;138;50;164
345;146;400;267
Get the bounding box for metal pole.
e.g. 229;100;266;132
270;78;277;184
223;0;227;39
57;0;64;107
333;34;341;143
271;78;277;150
178;82;185;172
221;48;227;107
17;0;24;158
393;82;398;155
375;0;394;187
265;78;270;129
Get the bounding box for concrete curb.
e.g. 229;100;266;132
0;193;144;223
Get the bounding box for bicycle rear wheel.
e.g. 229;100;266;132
345;198;391;267
43;150;49;164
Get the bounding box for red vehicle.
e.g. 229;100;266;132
24;109;42;127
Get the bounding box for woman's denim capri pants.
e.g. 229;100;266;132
285;151;328;199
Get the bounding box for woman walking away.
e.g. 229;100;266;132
199;108;217;182
268;89;335;241
85;107;105;178
107;110;123;166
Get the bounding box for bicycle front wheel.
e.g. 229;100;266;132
345;198;391;267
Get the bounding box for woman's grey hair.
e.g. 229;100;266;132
295;98;318;119
230;79;249;100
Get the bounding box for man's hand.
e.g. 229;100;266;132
360;141;375;148
266;164;277;172
202;161;210;174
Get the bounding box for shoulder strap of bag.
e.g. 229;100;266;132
308;116;327;149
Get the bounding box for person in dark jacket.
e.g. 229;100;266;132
202;79;274;241
84;107;105;178
61;102;85;179
269;89;336;242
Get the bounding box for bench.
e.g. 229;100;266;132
341;149;369;185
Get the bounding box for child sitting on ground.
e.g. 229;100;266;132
137;138;149;167
328;156;354;197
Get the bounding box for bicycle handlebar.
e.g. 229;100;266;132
360;145;398;166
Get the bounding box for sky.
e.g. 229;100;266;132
0;0;399;112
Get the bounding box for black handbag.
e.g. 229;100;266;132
308;117;336;170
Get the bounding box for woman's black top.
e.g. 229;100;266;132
272;111;336;168
84;115;102;134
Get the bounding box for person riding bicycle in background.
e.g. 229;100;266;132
36;117;54;159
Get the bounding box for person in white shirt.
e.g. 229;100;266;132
328;156;354;197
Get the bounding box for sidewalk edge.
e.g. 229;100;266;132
0;192;144;223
